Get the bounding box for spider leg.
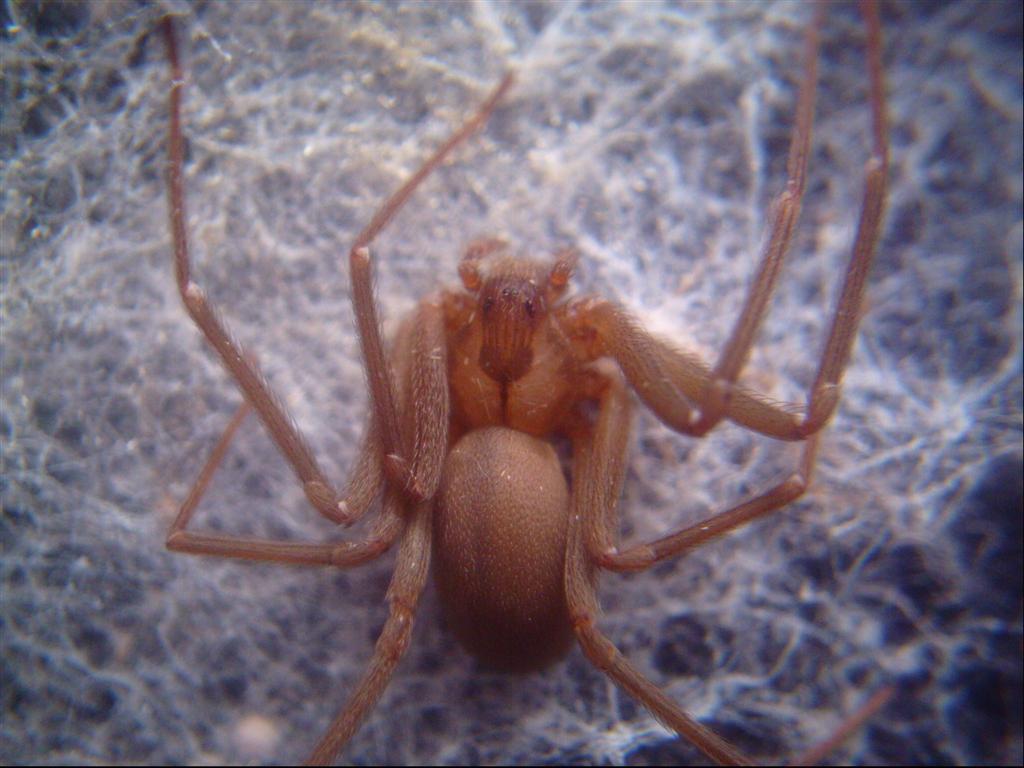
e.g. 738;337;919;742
802;0;889;435
791;684;896;767
688;0;888;442
162;17;503;521
569;366;820;573
690;0;888;439
161;310;431;566
684;4;823;437
565;0;888;444
282;285;445;750
165;400;402;566
306;497;432;766
345;74;513;501
594;432;820;573
568;377;888;764
304;300;449;765
165;286;449;560
396;300;451;501
565;374;753;766
563;298;803;439
162;17;372;526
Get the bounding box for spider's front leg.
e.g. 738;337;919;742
563;0;888;574
165;400;400;567
162;16;370;530
569;0;888;448
338;72;513;502
682;3;824;438
162;15;507;557
686;0;888;440
163;301;443;568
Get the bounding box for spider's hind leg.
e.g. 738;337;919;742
564;372;753;766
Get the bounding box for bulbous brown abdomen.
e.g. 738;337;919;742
433;427;573;672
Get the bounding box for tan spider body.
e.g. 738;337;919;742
161;2;890;764
445;250;583;438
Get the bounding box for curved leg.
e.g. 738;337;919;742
165;290;450;561
163;18;368;525
563;299;804;437
568;366;819;573
567;376;890;764
162;16;509;516
306;498;433;766
345;75;513;501
565;375;752;766
563;0;889;443
166;400;401;567
299;295;449;763
685;4;823;437
594;433;819;573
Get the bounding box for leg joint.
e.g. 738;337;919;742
778;472;808;502
571;612;618;671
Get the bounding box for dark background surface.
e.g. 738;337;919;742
2;1;1021;764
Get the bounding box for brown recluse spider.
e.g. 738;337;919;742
161;2;890;765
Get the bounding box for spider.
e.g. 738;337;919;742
160;2;889;765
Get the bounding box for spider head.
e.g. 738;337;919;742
476;262;547;384
460;246;578;384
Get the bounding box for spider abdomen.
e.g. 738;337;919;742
433;427;573;672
